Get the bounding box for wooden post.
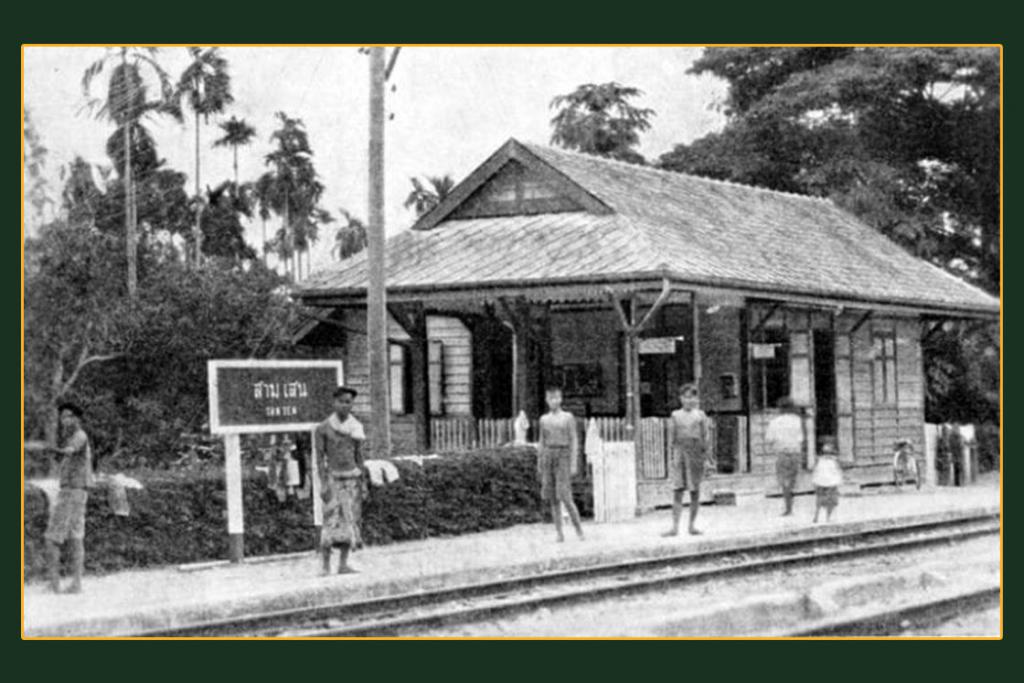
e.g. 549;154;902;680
224;433;244;563
409;307;430;451
692;294;702;386
310;428;322;527
367;47;391;458
498;298;533;420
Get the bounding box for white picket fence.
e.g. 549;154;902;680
586;419;638;522
430;417;536;452
430;415;677;481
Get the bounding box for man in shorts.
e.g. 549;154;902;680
44;401;94;593
663;383;712;536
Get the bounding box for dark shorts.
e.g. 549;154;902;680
775;451;801;491
816;486;839;509
539;446;572;502
671;438;706;492
45;488;87;544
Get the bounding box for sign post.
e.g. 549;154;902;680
207;360;343;562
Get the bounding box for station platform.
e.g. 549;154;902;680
23;473;1000;637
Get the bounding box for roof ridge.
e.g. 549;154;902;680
520;140;834;205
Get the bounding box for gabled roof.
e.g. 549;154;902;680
298;139;999;316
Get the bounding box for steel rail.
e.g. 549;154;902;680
784;586;1001;637
141;512;998;638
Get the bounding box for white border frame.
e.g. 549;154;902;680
207;359;344;435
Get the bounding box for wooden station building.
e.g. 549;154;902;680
293;139;999;509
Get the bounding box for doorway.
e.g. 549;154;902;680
813;329;837;450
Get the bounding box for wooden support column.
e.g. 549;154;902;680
692;295;702;385
498;297;536;420
606;278;674;434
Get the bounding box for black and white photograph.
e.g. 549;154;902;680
21;45;1001;639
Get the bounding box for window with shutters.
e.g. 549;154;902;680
872;332;898;404
428;339;446;415
389;343;412;415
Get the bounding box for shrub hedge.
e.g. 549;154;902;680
24;446;590;580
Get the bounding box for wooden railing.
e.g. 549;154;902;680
429;415;674;481
429;414;733;481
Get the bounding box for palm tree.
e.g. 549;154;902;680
332;209;368;260
550;82;655;164
213;115;256;185
404;174;455;217
82;47;177;299
175;47;234;265
256;112;329;281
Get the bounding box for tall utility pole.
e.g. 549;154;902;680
122;48;138;301
366;47;391;458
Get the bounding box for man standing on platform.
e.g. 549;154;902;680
315;387;366;575
44;401;94;593
766;397;805;516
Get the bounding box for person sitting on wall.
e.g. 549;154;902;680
44;401;95;593
538;385;585;543
663;383;712;537
765;396;805;517
315;386;366;575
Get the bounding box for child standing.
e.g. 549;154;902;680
538;385;585;542
664;383;712;537
812;442;843;523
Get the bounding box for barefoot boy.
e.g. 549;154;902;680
538;385;585;542
664;383;711;537
315;387;365;575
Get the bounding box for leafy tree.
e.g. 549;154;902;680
549;82;655;164
26;193;294;465
213;115;257;185
174;47;234;265
82;47;178;299
660;47;1000;425
24;219;132;447
404;175;454;217
332;208;368;259
24;109;53;232
200;181;257;261
59;156;104;229
660;47;999;294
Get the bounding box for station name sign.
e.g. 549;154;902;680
207;360;344;434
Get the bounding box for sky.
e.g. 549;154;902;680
23;46;729;273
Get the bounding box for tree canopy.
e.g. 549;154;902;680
659;47;999;295
549;82;654;164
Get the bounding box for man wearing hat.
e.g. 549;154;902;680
314;386;366;575
44;401;94;593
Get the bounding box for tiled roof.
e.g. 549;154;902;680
298;140;998;315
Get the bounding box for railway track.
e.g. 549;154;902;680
143;512;999;638
785;585;1000;637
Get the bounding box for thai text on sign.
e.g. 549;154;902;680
208;360;343;434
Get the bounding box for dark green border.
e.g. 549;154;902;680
9;0;1012;675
